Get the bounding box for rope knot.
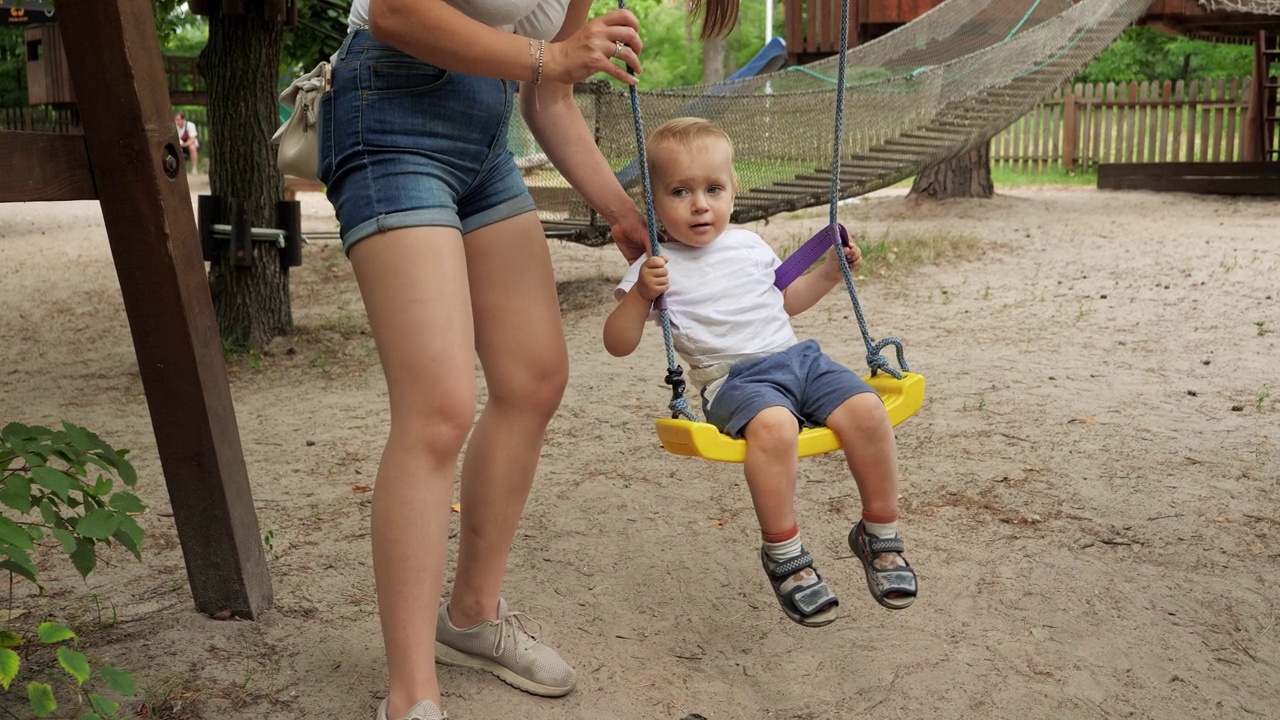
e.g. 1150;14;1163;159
866;336;909;380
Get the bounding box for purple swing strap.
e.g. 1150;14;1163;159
774;223;849;290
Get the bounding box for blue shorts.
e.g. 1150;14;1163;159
319;30;537;255
704;339;877;438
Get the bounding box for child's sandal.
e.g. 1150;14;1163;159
760;546;839;627
848;521;917;610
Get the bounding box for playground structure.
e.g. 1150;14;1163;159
9;4;208;108
0;0;1276;620
0;0;272;618
523;0;1280;245
527;0;1159;243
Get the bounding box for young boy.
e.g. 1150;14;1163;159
604;118;917;627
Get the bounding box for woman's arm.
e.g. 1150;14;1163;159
520;0;650;261
368;0;640;86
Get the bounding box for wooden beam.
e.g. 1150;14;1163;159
53;0;273;618
1098;162;1280;195
0;131;96;202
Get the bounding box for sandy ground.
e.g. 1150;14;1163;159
1;178;1277;720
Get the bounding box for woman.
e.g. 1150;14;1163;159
319;1;740;718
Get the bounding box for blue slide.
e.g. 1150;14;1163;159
615;37;788;187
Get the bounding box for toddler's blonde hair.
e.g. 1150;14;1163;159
645;117;737;188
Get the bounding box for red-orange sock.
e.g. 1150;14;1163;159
762;523;802;562
862;511;899;539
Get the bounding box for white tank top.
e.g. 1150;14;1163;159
349;0;570;40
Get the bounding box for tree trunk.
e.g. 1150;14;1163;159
202;12;290;351
908;140;994;200
702;37;725;85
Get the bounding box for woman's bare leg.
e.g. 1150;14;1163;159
350;227;475;719
448;212;569;626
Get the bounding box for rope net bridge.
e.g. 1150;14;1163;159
1197;0;1280;13
513;0;1155;245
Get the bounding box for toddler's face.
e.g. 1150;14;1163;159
650;138;735;248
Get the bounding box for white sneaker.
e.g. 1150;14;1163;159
434;598;576;697
376;698;446;720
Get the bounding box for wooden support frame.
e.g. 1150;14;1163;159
0;0;272;618
1097;161;1280;195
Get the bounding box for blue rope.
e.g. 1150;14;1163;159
828;0;909;379
619;0;696;422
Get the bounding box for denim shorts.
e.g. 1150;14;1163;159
704;339;877;438
319;30;537;254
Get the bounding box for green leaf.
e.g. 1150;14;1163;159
38;499;60;527
0;515;33;549
0;630;21;648
64;423;95;453
115;457;137;487
0;647;18;691
92;474;113;496
0;550;39;584
83;456;114;474
70;538;97;578
28;681;56;716
3;440;26;461
108;492;147;514
76;509;121;540
57;646;91;685
1;422;35;444
113;514;145;558
98;665;136;696
88;694;121;716
32;466;75;502
53;527;78;553
77;713;104;720
37;622;76;644
0;474;34;513
25;525;43;542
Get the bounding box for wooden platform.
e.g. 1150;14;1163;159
1097;162;1280;195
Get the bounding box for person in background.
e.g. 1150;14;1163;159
173;111;199;174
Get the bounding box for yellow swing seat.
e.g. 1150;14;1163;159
655;371;925;463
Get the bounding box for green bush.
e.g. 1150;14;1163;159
1;422;146;719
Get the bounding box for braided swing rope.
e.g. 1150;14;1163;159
618;0;696;421
620;0;908;421
827;0;910;380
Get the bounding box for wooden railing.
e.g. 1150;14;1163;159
993;77;1263;168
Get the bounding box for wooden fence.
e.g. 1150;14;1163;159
0;106;81;134
993;77;1260;169
4;77;1269;173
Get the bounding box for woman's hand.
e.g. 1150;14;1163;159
545;9;643;85
608;208;652;263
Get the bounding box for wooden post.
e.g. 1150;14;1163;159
53;0;273;618
1062;90;1078;170
1242;31;1266;163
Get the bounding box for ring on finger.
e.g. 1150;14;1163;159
613;40;625;59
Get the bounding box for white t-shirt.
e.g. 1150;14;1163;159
349;0;570;40
178;120;198;149
615;229;798;374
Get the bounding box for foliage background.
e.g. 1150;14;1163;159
0;1;1260;110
